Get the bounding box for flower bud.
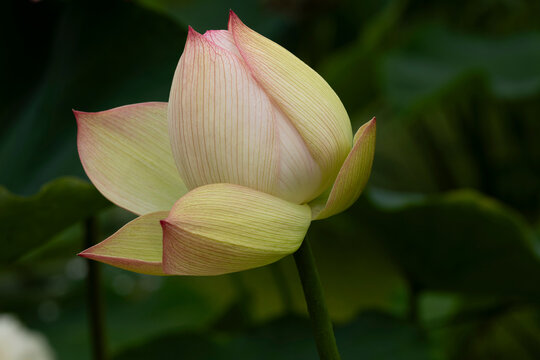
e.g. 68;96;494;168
168;12;353;204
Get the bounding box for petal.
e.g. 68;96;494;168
274;109;322;204
229;11;353;186
79;212;168;275
202;30;241;57
161;183;311;275
75;102;188;215
168;28;279;196
310;118;376;220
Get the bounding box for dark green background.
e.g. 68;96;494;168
1;0;540;359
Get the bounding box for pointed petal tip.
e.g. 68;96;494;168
159;219;170;229
365;117;376;131
187;25;202;40
187;26;213;47
73;109;97;125
354;117;377;142
75;212;169;276
366;117;377;133
72;109;87;123
228;9;241;29
73;109;81;124
77;248;97;260
188;26;201;35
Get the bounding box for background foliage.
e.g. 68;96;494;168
1;0;540;359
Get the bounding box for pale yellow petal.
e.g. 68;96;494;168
229;12;353;187
161;183;311;275
310;118;376;220
203;29;324;204
75;102;188;215
202;29;241;57
168;28;279;196
79;212;168;275
274;108;322;203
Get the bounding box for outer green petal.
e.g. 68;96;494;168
75;102;188;215
161;183;311;275
310;118;376;220
229;11;353;189
78;212;168;275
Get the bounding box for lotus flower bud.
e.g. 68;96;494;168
76;12;376;276
168;12;354;204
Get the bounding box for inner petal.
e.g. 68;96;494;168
168;30;279;195
273;106;322;204
203;29;323;203
202;30;242;58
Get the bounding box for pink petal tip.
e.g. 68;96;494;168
228;10;240;29
72;109;82;122
187;25;201;37
77;249;91;258
159;219;170;230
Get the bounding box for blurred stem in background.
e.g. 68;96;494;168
84;217;107;360
294;237;341;360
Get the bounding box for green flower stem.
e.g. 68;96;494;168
293;237;341;360
84;217;107;360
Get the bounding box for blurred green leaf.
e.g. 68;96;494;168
0;0;187;195
425;299;540;360
319;0;406;113
0;177;110;264
382;26;540;110
455;306;540;360
230;223;407;324
357;189;540;297
113;312;435;360
338;312;436;360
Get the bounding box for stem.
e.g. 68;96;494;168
293;238;341;360
84;217;107;360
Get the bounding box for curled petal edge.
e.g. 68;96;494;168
309;118;376;220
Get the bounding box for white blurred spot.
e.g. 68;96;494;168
0;314;55;360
